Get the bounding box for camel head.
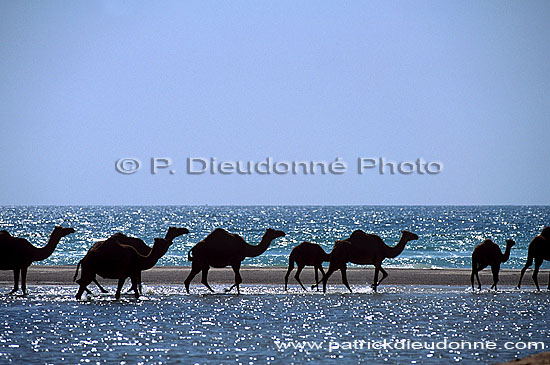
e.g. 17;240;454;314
505;239;516;248
164;227;190;242
53;226;75;238
401;230;419;242
541;227;550;239
265;228;286;240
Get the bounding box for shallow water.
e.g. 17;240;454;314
1;205;549;269
0;285;548;363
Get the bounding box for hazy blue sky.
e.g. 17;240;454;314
1;1;549;205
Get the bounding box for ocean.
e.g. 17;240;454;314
1;206;549;364
0;205;548;269
0;285;549;363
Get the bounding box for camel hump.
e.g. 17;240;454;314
334;239;351;248
481;239;496;246
473;239;496;256
92;236;121;251
349;229;379;239
540;226;550;239
89;239;106;251
210;228;230;236
292;241;317;254
529;235;547;252
0;230;11;237
349;230;381;242
475;239;497;249
111;233;145;246
104;236;120;245
205;228;235;241
350;229;366;237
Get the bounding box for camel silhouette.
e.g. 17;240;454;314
284;241;330;291
470;239;515;290
0;226;75;295
518;227;550;290
184;228;285;294
89;233;155;294
74;227;188;299
321;230;418;293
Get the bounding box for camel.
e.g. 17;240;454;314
284;241;330;291
518;227;550;290
88;233;152;294
321;230;418;293
74;227;188;299
0;226;75;295
470;239;515;290
184;228;286;294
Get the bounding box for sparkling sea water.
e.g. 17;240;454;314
0;205;548;268
1;206;549;364
0;285;548;363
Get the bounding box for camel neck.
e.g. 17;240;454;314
501;244;513;263
384;234;409;259
243;234;273;258
31;231;61;262
140;240;168;270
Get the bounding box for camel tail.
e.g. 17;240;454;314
287;255;295;269
73;260;81;281
187;248;193;261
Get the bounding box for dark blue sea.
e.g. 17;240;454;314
1;206;549;364
0;205;548;268
0;285;548;363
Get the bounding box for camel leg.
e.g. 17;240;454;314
517;266;528;289
93;278;109;293
294;264;306;291
490;264;500;290
372;265;388;291
313;266;318;291
474;264;484;290
372;267;380;292
312;268;326;290
76;285;88;300
115;278;126;299
377;267;389;286
475;271;482;290
184;265;202;294
76;277;93;300
517;257;533;289
322;264;337;293
314;265;326;292
284;260;294;291
225;262;242;294
533;258;542;291
547;271;550;290
341;266;352;293
9;269;20;294
201;267;214;293
126;272;143;294
470;261;477;291
130;275;139;299
470;268;479;291
20;267;28;296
